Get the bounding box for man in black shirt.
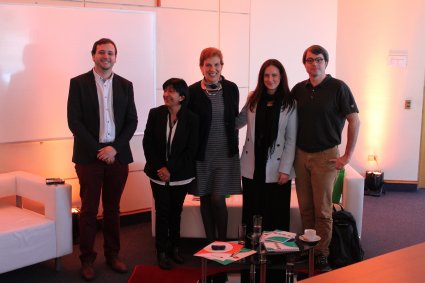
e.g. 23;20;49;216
292;45;360;271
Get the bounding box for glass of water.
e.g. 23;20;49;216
238;224;247;246
253;215;262;236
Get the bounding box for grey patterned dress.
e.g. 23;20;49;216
196;89;241;196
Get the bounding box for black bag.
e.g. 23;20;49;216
328;204;364;268
364;171;385;196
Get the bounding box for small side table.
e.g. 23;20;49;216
198;237;318;283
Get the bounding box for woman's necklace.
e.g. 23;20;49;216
265;93;275;107
201;79;222;96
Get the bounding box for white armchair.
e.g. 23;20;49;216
0;171;72;274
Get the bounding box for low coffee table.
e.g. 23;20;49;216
198;236;317;283
203;268;285;283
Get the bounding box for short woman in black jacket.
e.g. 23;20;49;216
143;78;199;270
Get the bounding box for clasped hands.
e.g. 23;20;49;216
157;167;170;182
97;146;117;165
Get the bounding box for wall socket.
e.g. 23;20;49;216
368;155;377;161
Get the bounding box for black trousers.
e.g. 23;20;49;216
151;181;189;253
242;177;291;235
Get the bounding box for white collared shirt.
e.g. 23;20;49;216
93;69;116;143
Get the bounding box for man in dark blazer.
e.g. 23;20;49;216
67;38;138;281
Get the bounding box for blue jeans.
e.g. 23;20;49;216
294;146;339;256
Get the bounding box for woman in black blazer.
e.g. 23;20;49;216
143;78;199;270
188;47;241;243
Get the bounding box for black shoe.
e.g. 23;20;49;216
315;255;332;272
170;247;185;264
158;253;172;270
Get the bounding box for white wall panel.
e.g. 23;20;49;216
120;170;152;212
220;0;250;13
337;0;425;180
88;0;155;6
0;139;76;179
219;13;250;88
0;4;155;142
160;0;218;11
156;8;219;86
0;0;83;5
249;0;337;89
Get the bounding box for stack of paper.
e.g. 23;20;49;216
260;230;299;252
194;241;256;265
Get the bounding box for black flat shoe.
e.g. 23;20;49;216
157;252;172;270
170;247;185;264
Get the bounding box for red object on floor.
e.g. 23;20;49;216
128;265;235;283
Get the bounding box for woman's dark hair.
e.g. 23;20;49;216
162;78;189;106
247;59;294;112
91;38;117;56
302;44;329;64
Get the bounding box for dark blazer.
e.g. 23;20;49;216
188;78;239;161
143;105;199;182
67;70;138;164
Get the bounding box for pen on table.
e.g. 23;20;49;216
231;250;241;257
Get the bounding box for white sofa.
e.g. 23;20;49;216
0;171;72;274
341;164;365;236
151;164;364;239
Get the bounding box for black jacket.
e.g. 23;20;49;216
143;105;199;182
188;79;239;161
67;70;138;164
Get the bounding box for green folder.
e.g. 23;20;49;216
332;168;345;204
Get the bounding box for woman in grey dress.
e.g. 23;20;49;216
188;47;241;242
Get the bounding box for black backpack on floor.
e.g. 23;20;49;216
328;204;364;268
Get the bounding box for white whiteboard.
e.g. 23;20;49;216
0;4;155;143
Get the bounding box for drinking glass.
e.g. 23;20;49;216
238;224;247;246
253;215;262;236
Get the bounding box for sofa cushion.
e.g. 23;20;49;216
180;194;242;238
0;173;16;198
152;185;303;238
0;203;56;273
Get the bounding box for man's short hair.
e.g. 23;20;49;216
302;45;329;64
91;38;117;56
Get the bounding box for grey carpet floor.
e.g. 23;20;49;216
1;188;425;282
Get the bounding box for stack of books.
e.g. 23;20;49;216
260;230;299;252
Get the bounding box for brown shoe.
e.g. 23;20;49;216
106;257;128;273
81;262;95;281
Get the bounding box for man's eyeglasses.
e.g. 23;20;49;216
305;57;324;64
